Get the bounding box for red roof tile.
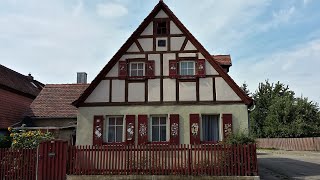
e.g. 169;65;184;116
0;64;43;97
27;84;89;118
212;55;232;66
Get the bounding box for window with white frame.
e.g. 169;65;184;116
130;62;144;76
201;115;220;142
179;61;195;76
104;116;124;143
150;116;167;142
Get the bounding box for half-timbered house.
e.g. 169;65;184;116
73;1;253;146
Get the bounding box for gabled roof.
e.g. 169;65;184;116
73;1;252;106
0;64;44;98
27;84;89;118
212;55;232;66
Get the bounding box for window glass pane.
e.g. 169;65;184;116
108;126;115;142
187;69;194;75
109;118;115;125
188;62;194;68
152;117;158;125
160;117;166;125
138;63;144;69
131;63;137;69
180;69;186;76
180;62;187;69
131;70;137;76
202;115;219;142
137;70;144;76
160;126;166;141
116;118;123;125
116;126;123;142
152;126;159;141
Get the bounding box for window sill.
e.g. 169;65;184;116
102;142;126;146
148;141;170;145
200;141;220;144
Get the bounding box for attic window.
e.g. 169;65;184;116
158;39;166;47
130;62;144;77
155;21;168;35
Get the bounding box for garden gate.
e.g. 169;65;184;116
37;140;68;180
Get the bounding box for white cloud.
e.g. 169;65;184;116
96;2;128;18
231;39;320;103
72;0;83;17
258;6;296;32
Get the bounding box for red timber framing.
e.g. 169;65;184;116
72;1;253;107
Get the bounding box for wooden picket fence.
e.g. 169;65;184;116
68;144;258;176
0;148;37;180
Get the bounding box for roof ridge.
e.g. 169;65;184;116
0;64;30;80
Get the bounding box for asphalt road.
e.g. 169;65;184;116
258;149;320;180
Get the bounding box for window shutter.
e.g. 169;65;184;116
118;61;127;79
169;114;180;144
190;114;200;144
146;60;155;78
93;115;104;145
196;59;206;77
169;60;177;78
222;114;233;140
138;115;148;145
125;115;135;145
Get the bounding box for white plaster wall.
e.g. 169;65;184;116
148;54;161;76
163;53;176;76
148;79;160;102
179;53;197;57
111;80;125;102
106;62;118;77
199;78;213;101
138;38;153;52
77;104;249;145
215;77;241;101
156;37;168;52
141;22;153;35
179;82;196;101
163;79;176;101
170;37;185;51
127;43;140;52
128;83;145;102
184;41;196;51
85;80;109;103
170;21;183;34
198;53;205;59
206;60;219;75
155;10;168;18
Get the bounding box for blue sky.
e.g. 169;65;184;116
1;0;319;103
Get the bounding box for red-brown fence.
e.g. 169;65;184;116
0;148;37;180
257;137;320;151
68;144;258;176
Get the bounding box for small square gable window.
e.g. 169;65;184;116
158;39;166;47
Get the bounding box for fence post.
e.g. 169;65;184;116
188;144;192;175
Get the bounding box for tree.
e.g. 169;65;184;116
240;82;251;96
249;80;320;138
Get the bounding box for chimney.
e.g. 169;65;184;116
27;73;34;81
77;72;87;84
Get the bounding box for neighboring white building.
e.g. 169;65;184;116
73;1;253;146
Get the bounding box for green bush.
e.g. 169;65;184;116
225;132;256;145
9;128;54;148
